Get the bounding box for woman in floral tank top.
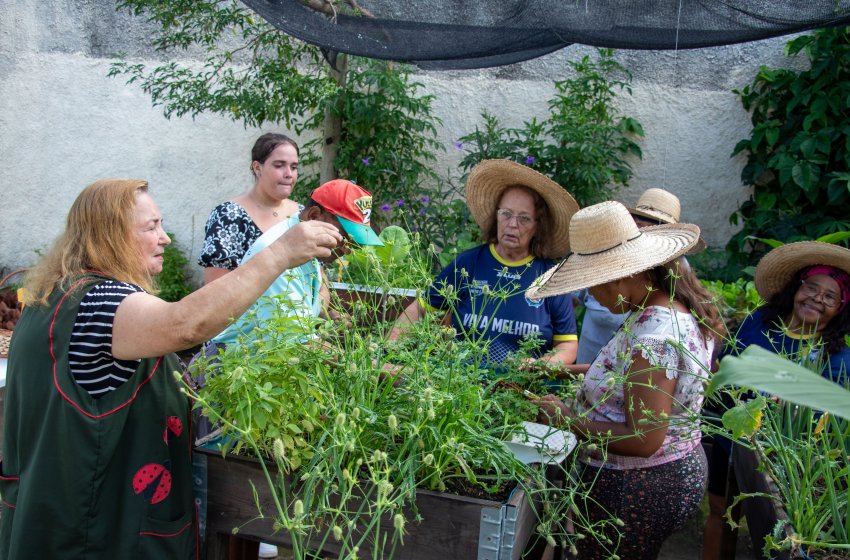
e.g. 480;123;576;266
527;201;722;560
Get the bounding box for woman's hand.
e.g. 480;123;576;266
271;220;342;268
534;394;573;426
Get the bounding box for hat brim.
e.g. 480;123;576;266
628;206;678;225
466;160;579;259
755;241;850;301
338;217;384;246
527;223;700;299
628;207;707;254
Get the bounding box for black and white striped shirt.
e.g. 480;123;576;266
69;281;143;398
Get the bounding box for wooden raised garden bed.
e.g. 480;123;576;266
330;282;418;326
194;448;541;560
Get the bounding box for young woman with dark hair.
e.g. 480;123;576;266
199;132;303;285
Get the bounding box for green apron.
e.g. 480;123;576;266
0;276;196;559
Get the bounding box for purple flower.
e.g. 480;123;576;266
362;157;370;166
381;204;391;212
420;195;430;204
420;208;427;215
396;199;404;207
454;141;463;150
525;155;536;165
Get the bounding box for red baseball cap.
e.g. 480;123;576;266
310;179;383;246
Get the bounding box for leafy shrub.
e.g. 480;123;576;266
456;48;644;207
701;278;763;334
294;59;444;218
156;233;197;302
728;26;850;269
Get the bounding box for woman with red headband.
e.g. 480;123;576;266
703;241;850;560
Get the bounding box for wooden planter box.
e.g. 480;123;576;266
194;449;541;560
731;445;804;560
330;282;418;326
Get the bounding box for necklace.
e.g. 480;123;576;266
250;191;283;217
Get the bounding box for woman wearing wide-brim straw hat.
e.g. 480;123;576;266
390;159;581;369
702;240;850;560
529;201;723;560
573;187;707;365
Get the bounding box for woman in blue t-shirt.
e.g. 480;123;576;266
391;159;580;369
702;241;850;560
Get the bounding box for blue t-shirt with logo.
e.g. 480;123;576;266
425;244;577;364
726;307;850;384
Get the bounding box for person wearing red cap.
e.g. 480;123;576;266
209;179;383;347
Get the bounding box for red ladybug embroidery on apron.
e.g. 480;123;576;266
163;415;183;443
132;462;172;504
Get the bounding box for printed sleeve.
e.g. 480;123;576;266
549;293;578;341
197;202;259;270
628;310;688;380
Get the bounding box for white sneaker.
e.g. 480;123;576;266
258;542;278;558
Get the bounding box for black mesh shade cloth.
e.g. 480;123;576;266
241;0;850;69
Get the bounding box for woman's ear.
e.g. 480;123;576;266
303;205;324;221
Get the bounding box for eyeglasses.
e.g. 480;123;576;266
799;280;844;309
496;208;536;227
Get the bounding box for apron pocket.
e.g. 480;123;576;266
136;509;195;559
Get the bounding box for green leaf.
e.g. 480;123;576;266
765;126;780;147
747;236;784;248
721;397;767;439
815;231;850;244
754;192;777;209
792;162;816;189
708;346;850;420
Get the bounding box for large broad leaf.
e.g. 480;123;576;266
707;345;850;420
378;225;411;262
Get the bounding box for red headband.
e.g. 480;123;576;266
801;265;850;313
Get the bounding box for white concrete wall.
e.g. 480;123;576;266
0;0;806;275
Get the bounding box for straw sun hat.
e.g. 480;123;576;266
527;201;700;299
629;187;681;224
629;187;706;253
754;241;850;301
465;160;579;259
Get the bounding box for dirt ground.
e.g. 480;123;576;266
657;504;755;560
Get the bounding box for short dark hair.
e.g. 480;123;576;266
250;133;299;173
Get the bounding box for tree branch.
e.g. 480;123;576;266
298;0;374;20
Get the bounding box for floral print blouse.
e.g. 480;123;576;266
198;201;303;270
577;305;714;470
